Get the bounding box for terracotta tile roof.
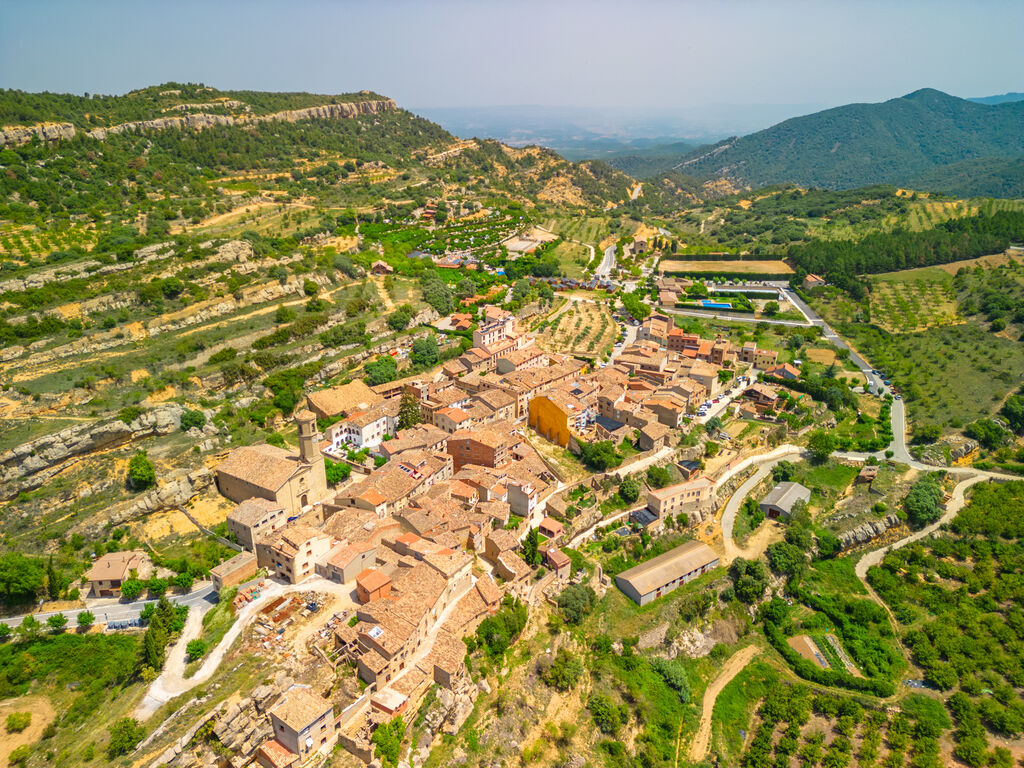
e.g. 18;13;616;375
427;628;466;676
270;685;332;732
546;547;571;568
648;477;714;500
306;380;382;417
487;529;520;552
257;739;299;768
475;572;502;605
228;497;284;526
357;568;391;593
85;551;150;583
327;541;374;569
359;648;389;673
216;443;302;493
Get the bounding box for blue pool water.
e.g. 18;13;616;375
700;300;732;309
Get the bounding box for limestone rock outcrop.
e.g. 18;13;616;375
0;122;76;146
2;99;396;146
0;404;185;497
838;513;902;550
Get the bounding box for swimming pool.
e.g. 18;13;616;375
700;300;733;309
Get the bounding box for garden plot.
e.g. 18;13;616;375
536;301;616;357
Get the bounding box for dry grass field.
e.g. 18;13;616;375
659;259;794;274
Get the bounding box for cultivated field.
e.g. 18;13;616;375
535;300;617;357
0;223;98;261
868;267;959;333
659;259;794;274
540;215;613;246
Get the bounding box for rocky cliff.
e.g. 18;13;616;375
0;404;185;498
1;99;396;146
0;122;76;146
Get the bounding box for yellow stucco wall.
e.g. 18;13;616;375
528;395;570;447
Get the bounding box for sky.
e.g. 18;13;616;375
1;0;1021;110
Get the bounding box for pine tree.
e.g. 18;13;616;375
45;555;61;601
523;528;540;566
397;391;422;431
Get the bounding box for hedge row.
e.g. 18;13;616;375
675;302;756;314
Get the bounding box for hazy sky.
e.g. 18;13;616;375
1;0;1021;109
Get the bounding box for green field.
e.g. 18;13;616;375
540;215;611;246
547;240;591;278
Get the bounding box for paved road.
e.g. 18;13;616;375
719;446;804;552
777;284;887;394
596;244;616;279
0;584;218;628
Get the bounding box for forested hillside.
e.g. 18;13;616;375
609;90;1024;198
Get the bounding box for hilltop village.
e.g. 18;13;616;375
142;297;811;766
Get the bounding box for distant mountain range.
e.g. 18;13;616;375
413;103;825;160
603;89;1024;198
968;92;1024;105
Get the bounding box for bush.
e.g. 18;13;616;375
618;478;640;504
76;610;95;629
557;584;596;625
646;465;673;488
540;649;583;692
578;440;622;471
588;693;623;735
185;639;207;661
127;451;156;491
7;745;30;766
904;475;944;528
180;409;206;431
371;715;404;768
107;718;145;758
119;578;144;601
6;711;31;733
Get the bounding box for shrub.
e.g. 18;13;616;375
127;451;156;491
180;409;206;431
119;578;144;601
371;715;404;768
6;711;31;733
588;693;623;735
186;639;207;661
76;611;95;629
557;584;596;625
106;718;145;758
540;649;583;692
618;478;640;504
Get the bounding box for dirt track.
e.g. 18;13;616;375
688;645;761;762
0;695;55;767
